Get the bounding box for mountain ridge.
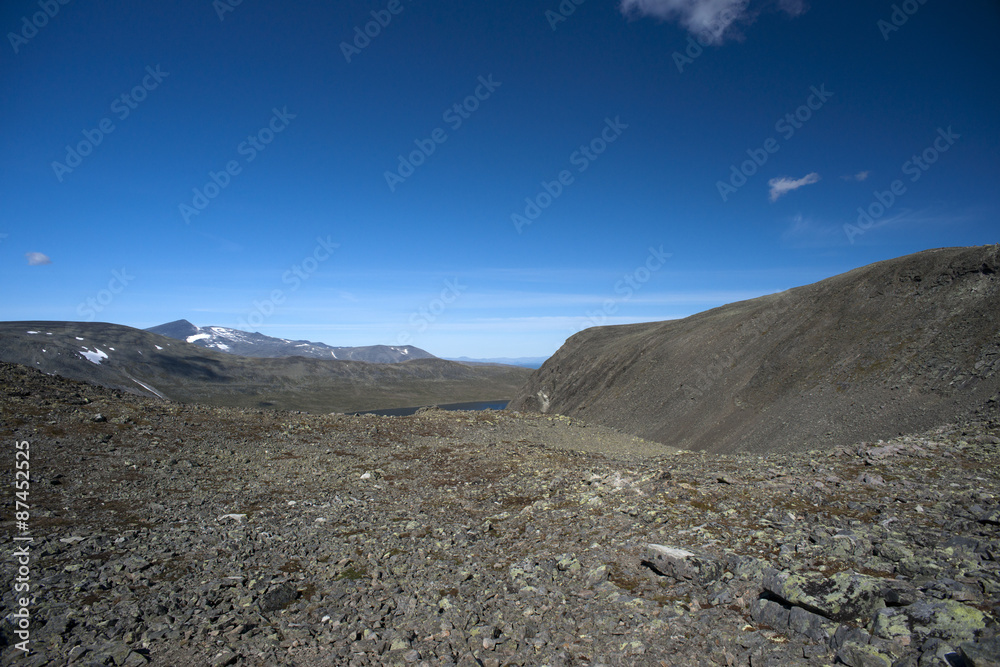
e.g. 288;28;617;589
509;245;1000;453
146;319;434;363
447;356;549;369
0;321;530;413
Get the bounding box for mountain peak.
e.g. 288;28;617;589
146;319;201;339
145;321;436;363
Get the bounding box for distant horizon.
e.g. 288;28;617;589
4;2;998;358
6;241;999;358
149;317;556;361
2;314;555;361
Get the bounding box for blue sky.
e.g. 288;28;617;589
2;0;998;358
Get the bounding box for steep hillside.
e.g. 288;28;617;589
509;245;1000;453
0;322;530;413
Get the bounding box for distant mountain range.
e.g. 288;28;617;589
447;356;549;369
146;320;434;364
0;321;531;413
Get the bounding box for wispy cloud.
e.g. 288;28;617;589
25;252;52;266
847;207;973;241
621;0;748;42
782;213;815;239
841;171;870;182
780;213;843;248
768;172;820;202
338;291;360;302
620;0;807;43
777;0;808;17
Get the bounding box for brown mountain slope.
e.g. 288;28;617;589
509;245;1000;453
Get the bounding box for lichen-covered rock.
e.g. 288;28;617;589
726;553;771;581
871;600;987;644
762;569;885;622
897;555;944;578
978;508;1000;525
876;540;914;564
959;637;1000;667
584;564;609;587
837;641;894;667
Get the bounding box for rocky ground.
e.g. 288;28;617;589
1;361;999;666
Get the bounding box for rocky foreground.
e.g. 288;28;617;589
1;362;999;666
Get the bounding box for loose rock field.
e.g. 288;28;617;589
1;363;998;666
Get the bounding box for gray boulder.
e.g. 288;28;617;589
762;569;885;623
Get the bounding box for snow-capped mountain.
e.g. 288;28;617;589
146;320;434;363
0;321;531;412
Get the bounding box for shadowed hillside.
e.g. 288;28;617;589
509;245;1000;453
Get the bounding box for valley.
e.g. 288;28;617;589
0;322;530;415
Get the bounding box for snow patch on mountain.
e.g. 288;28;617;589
146;319;436;363
79;347;109;364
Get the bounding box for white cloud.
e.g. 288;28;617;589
620;0;807;43
768;172;820;202
25;252;52;266
620;0;749;43
841;170;870;182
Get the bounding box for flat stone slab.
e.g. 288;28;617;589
645;544;723;584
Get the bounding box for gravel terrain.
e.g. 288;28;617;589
2;361;998;666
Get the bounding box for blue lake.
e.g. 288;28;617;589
354;400;509;417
